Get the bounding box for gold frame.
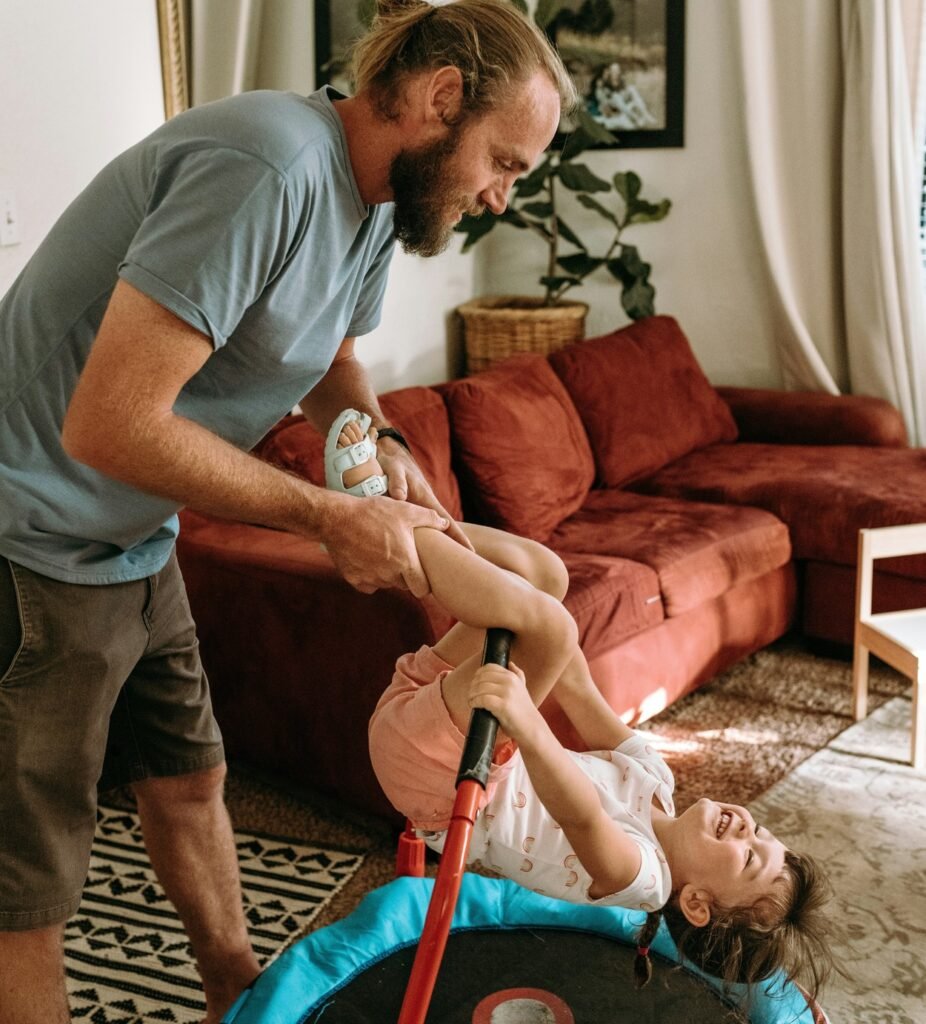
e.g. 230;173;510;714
156;0;190;119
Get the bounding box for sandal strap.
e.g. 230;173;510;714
330;436;378;475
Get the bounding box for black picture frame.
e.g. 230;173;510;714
314;0;685;149
314;2;368;94
551;0;685;149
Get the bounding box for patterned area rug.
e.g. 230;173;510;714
65;805;366;1024
749;696;925;1024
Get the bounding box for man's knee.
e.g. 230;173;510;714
0;922;65;954
133;762;227;807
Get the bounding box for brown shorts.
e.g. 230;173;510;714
0;551;224;930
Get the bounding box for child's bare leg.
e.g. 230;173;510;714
458;523;569;601
414;527;577;736
552;647;636;751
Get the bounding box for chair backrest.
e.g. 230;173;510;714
856;523;926;618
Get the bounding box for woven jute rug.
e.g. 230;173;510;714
65;805;366;1024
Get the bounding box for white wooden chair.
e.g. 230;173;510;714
852;523;926;769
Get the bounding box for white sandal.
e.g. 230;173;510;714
324;408;388;498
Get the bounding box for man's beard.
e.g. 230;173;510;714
389;131;471;258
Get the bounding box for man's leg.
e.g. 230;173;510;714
0;926;69;1024
133;764;260;1024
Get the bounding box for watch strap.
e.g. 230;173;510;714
376;426;411;452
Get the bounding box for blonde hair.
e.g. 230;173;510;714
350;0;578;123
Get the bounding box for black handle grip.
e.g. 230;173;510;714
455;628;513;789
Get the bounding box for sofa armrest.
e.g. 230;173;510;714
715;386;908;447
176;511;452;818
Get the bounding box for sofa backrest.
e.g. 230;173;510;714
441;353;596;542
255;386;464;521
549;315;738;487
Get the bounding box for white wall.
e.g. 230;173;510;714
0;0;779;391
0;0;165;296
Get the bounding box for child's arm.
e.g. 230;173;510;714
470;663;643;900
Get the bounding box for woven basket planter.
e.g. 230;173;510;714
456;295;588;374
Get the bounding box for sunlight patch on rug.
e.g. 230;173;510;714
66;804;365;1024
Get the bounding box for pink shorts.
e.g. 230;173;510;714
369;645;517;830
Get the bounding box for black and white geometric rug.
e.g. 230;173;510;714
66;804;366;1023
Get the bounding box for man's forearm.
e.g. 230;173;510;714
299;346;389;435
67;404;345;538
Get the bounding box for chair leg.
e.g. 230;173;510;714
912;663;924;771
852;641;870;722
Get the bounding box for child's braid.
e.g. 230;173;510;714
633;910;662;987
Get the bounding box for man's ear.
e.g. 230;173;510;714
425;65;464;126
677;884;712;928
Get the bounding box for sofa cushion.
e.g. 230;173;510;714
632;442;926;578
255;386;463;521
443;354;595;542
549;316;738;487
549;491;791;617
558;552;664;658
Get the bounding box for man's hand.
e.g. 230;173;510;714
468;661;540;743
319;490;450;597
376;436;473;551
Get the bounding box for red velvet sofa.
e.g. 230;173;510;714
176;316;926;818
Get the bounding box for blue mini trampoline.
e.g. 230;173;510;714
223;874;827;1024
224;632;828;1024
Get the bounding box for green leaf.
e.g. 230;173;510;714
508;0;529;14
454;213;498;251
557;253;605;279
575;107;619;146
540;274;579;290
514;156;553;198
627;198;672;224
534;0;571;30
576;193;618;226
520;201;554;219
605;244;656;319
555;217;585;249
557;162;611;192
607;244;650;281
621;278;656;320
613;171;642;203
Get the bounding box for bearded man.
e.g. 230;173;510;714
0;1;574;1021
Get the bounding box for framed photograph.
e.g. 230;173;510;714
314;0;685;148
550;0;685;149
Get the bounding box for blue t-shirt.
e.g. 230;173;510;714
0;87;395;584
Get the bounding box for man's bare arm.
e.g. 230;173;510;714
61;281;449;594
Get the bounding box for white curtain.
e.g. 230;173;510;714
190;0;314;107
733;0;926;444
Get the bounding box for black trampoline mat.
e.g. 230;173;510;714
305;928;736;1023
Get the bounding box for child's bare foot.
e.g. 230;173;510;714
338;418;385;491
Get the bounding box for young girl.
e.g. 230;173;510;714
329;411;835;1000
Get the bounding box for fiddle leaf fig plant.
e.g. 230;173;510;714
455;106;671;320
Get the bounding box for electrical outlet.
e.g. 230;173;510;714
0;190;21;246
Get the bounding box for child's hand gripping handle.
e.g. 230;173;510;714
398;627;514;1024
456;628;512;788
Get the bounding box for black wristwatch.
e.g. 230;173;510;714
376;426;411;453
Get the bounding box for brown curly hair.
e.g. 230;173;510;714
350;0;578;125
634;849;836;1007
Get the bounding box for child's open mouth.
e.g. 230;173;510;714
716;810;733;839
